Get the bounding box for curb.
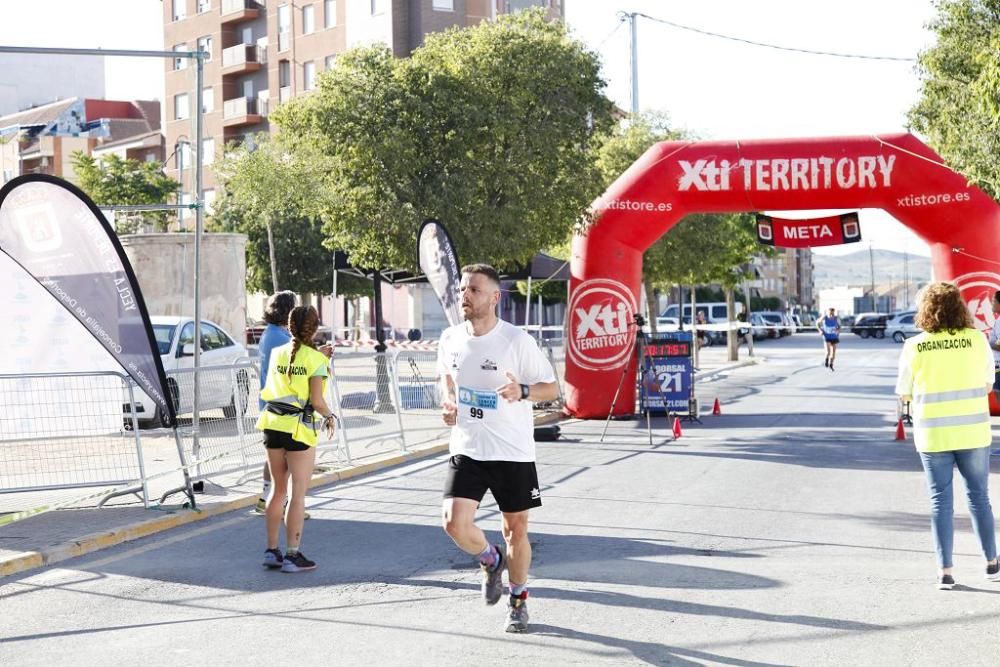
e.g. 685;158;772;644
0;441;450;579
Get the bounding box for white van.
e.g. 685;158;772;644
660;302;745;324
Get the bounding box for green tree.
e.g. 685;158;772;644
271;8;614;274
909;0;1000;198
71;152;179;234
212;133;333;294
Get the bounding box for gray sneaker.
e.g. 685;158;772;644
481;546;505;605
505;592;529;633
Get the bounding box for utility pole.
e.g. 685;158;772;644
617;11;639;116
903;250;910;308
869;242;877;313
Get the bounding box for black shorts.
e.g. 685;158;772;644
443;455;541;513
263;429;311;452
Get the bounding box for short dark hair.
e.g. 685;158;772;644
461;263;501;288
264;290;297;325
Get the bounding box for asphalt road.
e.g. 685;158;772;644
4;334;1000;666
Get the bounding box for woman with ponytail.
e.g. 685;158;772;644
256;305;336;572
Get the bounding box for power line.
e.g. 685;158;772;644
632;12;917;62
596;16;627;50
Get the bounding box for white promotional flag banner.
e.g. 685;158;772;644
0;175;176;427
417;219;462;327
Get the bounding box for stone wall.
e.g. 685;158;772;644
119;233;248;342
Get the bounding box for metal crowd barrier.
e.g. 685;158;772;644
0;337;571;516
0;370;153;507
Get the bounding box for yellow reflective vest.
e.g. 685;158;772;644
255;342;329;447
901;328;991;453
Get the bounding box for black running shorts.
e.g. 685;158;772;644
443;454;541;513
263;429;311;452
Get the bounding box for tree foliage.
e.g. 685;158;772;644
909;0;1000;198
209;134;366;296
71;152;178;234
271;8;614;273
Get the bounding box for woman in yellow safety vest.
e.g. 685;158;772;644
896;282;1000;590
256;305;336;572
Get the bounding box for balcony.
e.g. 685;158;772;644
221;0;261;24
222;96;268;127
221;44;265;75
279;86;293;104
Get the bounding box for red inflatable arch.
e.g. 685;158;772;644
566;133;1000;418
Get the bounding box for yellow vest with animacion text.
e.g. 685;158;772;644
255;342;329;447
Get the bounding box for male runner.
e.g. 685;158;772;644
438;264;558;633
818;307;841;371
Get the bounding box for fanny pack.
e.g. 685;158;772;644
264;401;314;419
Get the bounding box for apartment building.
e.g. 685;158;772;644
162;0;562;222
754;247;815;310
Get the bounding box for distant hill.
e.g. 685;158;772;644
812;249;931;292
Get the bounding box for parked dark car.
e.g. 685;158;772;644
852;314;887;339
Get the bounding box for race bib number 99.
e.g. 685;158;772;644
458;386;498;420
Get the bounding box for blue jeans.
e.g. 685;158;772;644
919;446;997;568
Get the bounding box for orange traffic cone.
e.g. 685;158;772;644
713;398;722;415
672;417;683;439
895;419;906;441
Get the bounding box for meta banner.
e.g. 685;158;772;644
0;175;176;427
756;212;861;248
417;218;463;327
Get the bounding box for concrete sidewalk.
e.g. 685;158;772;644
0;346;751;580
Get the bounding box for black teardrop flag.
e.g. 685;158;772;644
417;218;462;327
0;175;176;427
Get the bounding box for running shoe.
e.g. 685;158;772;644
823;358;829;368
937;574;955;590
505;591;530;633
481;546;505;605
986;559;1000;581
262;548;284;569
281;551;317;572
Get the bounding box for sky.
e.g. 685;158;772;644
0;0;940;256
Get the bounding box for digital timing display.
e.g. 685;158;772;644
645;342;691;358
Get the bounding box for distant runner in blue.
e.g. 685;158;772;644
817;307;841;371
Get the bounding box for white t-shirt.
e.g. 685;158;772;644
437;319;556;462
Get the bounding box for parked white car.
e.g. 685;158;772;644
885;311;921;343
125;316;251;427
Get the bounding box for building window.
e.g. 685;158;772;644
177;142;192;170
278;4;291;51
144;152;157;163
197;36;213;61
433;0;454;9
324;0;337;27
325;54;336;70
202;138;215;165
198;0;211;13
203;189;217;214
202;87;214;113
279;60;291;88
172;0;186;21
173;44;188;70
302;4;315;34
303;61;316;91
174;93;190;120
370;0;385;15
